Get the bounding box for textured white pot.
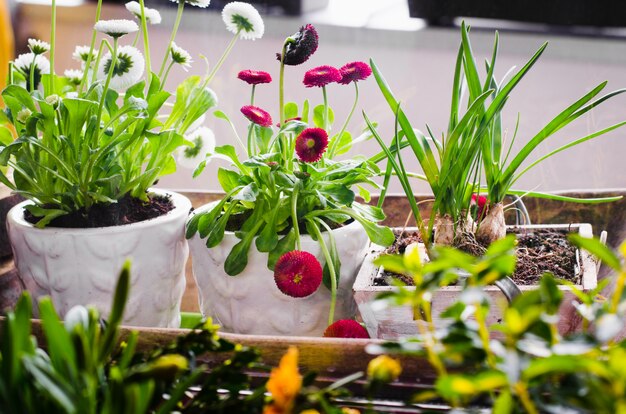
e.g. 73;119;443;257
7;189;191;328
189;202;370;336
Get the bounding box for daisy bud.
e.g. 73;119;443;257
338;61;372;85
273;250;323;298
125;1;162;24
237;69;272;85
45;94;60;108
64;69;84;86
303;65;341;88
222;2;264;40
367;355;402;383
27;38;50;55
170;42;193;70
240;105;273;127
278;24;319;66
295;128;328;163
64;305;90;332
323;319;369;339
471;193;489;219
94;19;139;38
16;108;32;123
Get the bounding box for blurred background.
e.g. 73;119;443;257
3;0;626;194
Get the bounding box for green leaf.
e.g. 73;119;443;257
232;182;258;202
569;234;621;272
24;205;68;229
268;228;296;270
255;208;279;253
313;105;334;128
284;102;298;120
224;221;263;275
331;131;352;156
217;168;241;192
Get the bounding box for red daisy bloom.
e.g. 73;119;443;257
295;128;328;163
237;69;272;85
277;24;319;66
324;319;370;339
274;250;323;298
303;65;341;88
471;194;489;219
338;61;372;85
240;105;273;127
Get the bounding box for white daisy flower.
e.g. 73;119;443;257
221;2;264;40
178;126;215;169
169;0;210;9
64;69;84;85
27;38;50;55
97;45;145;91
66;91;79;99
170;42;192;69
64;305;90;332
125;1;162;24
12;53;50;90
94;19;139;38
73;45;95;64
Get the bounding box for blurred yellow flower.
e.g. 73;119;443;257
341;408;361;414
367;355;402;383
263;347;302;414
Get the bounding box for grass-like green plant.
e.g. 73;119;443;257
0;0;255;227
457;22;626;244
372;233;626;413
367;22;624;248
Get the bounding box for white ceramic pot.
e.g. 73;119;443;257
189;202;370;336
7;189;191;328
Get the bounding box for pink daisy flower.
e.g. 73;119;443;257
303;65;341;88
237;69;272;85
338;61;372;85
240;105;273;127
274;250;323;298
295;128;328;163
324;319;370;338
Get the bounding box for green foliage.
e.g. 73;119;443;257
372;233;626;413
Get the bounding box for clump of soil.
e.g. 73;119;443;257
25;193;174;228
374;228;578;287
511;228;578;285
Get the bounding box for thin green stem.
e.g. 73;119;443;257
162;61;175;86
310;219;338;325
250;84;256;105
322;85;329;131
246;124;254;157
48;0;57;95
138;0;151;81
278;38;293;125
95;38;118;147
291;184;301;250
158;0;184;78
330;82;359;157
28;63;35;93
202;30;240;88
132;30;140;47
79;0;103;94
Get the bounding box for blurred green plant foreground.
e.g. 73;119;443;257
2;236;626;413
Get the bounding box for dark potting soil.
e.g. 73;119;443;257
373;228;578;287
24;193;174;228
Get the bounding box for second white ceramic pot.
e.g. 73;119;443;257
189;201;370;336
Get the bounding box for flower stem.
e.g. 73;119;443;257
48;0;57;95
79;0;103;94
28;63;35;93
245;85;256;156
322;85;329;132
96;38;118;137
162;61;175;86
138;0;151;82
202;30;240;88
158;0;184;79
291;184;301;251
311;219;338;325
330;82;358;158
250;84;256;105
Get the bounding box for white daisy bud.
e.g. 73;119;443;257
16;108;32;123
222;2;264;40
179;126;215;169
170;42;192;70
27;38;50;55
97;45;145;91
64;305;90;332
64;69;84;85
125;1;162;24
45;94;60;107
94;19;139;38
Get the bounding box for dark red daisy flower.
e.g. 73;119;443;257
277;24;319;66
471;194;489;219
275;116;302;128
324;319;370;339
240;105;273;127
303;65;342;88
338;61;372;85
274;250;323;298
237;69;272;85
295;128;328;163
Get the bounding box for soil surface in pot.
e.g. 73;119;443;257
373;228;577;287
24;193;174;228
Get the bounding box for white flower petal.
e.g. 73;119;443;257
125;1;162;24
64;305;90;332
94;19;139;37
64;69;84;84
169;0;210;8
97;45;145;91
13;53;50;75
221;2;264;40
170;42;192;68
27;38;50;54
595;313;623;343
178;126;215;169
73;45;95;63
